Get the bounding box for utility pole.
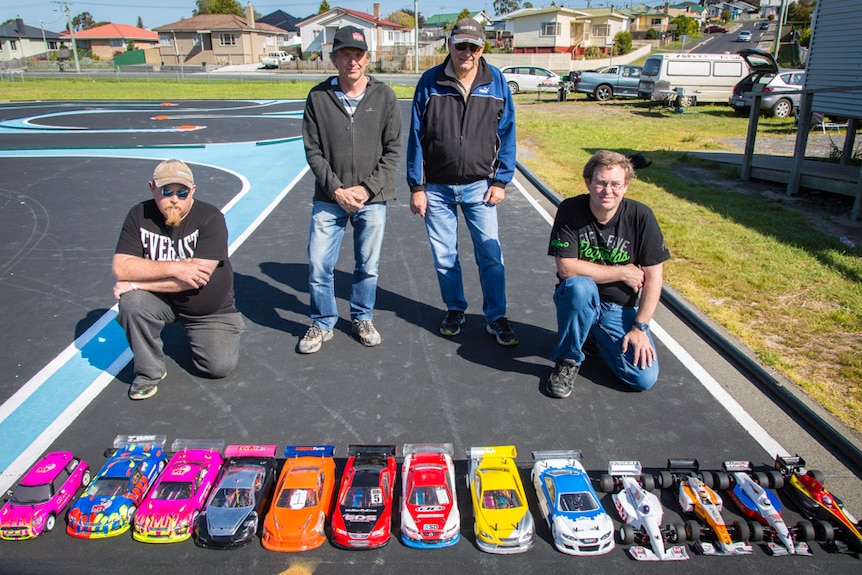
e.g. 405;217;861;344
774;0;787;59
413;0;419;73
54;1;81;73
39;20;48;55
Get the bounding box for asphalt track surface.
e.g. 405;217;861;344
0;99;859;574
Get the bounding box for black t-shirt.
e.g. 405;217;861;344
115;199;236;316
548;195;670;307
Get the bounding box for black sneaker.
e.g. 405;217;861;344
547;359;578;398
129;372;166;400
440;310;465;336
486;317;518;346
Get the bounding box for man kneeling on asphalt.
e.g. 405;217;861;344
546;150;670;397
113;159;243;400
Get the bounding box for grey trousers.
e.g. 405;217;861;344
117;290;244;384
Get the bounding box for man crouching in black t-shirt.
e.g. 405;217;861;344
112;159;243;400
546;150;670;398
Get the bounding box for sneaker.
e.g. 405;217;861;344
440;310;465;336
129;372;166;400
547;359;579;399
352;319;381;347
486;317;519;346
297;324;333;354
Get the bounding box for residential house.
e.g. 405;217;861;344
0;18;61;63
297;4;414;59
59;23;158;60
153;4;285;66
759;0;782;20
423;11;491;39
500;6;629;58
628;3;705;35
257;9;303;46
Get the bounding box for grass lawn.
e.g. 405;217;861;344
2;77;860;433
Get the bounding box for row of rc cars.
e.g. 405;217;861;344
2;437;861;560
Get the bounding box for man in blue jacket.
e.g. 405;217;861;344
407;18;518;346
299;26;402;353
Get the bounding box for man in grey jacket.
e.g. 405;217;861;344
298;26;402;353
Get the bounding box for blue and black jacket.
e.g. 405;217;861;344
407;56;516;192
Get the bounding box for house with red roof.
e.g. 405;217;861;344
59;23;158;60
297;3;414;59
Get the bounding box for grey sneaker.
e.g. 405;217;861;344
486;317;518;346
297;324;333;354
129;372;166;400
352;319;381;347
547;359;579;399
440;310;465;336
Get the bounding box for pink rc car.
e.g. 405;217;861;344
1;451;90;540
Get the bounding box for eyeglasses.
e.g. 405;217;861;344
591;180;626;192
160;186;190;199
454;43;482;53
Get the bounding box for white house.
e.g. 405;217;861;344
500;6;629;58
297;4;414;59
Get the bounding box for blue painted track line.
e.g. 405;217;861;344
0;140;310;490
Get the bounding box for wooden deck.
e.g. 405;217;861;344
689;151;860;198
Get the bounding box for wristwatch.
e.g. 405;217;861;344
633;321;650;332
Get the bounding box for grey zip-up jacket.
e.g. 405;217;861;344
302;75;402;204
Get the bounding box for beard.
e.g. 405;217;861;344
164;205;185;227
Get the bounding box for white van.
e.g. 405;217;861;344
637;53;750;105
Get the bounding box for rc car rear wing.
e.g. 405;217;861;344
467;445;517;461
171;439;225;453
532;450;584;462
666;458;699;473
403;443;454;458
224;444;278;459
348;444;396;458
283;445;335;459
608;460;642;476
112;434;167;449
722;460;754;473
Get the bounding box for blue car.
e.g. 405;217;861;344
531;450;615;556
572;65;642;101
66;435;167;538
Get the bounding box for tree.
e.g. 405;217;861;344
318;0;331;15
720;9;732;24
137;16;144;29
71;12;95;31
614;31;632;55
787;0;816;24
194;0;243;16
670;14;699;40
494;0;521;16
457;8;472;20
386;10;415;28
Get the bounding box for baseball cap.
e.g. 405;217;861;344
451;18;484;46
332;26;368;52
153;159;194;188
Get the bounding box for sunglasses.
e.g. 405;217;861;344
454;43;482;53
160;186;190;199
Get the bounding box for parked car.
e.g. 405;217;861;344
705;25;728;33
573;65;642;101
501;66;561;94
730;49;804;118
737;30;753;42
261;51;293;69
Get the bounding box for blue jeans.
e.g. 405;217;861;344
423;181;506;322
550;276;658;391
307;200;386;331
